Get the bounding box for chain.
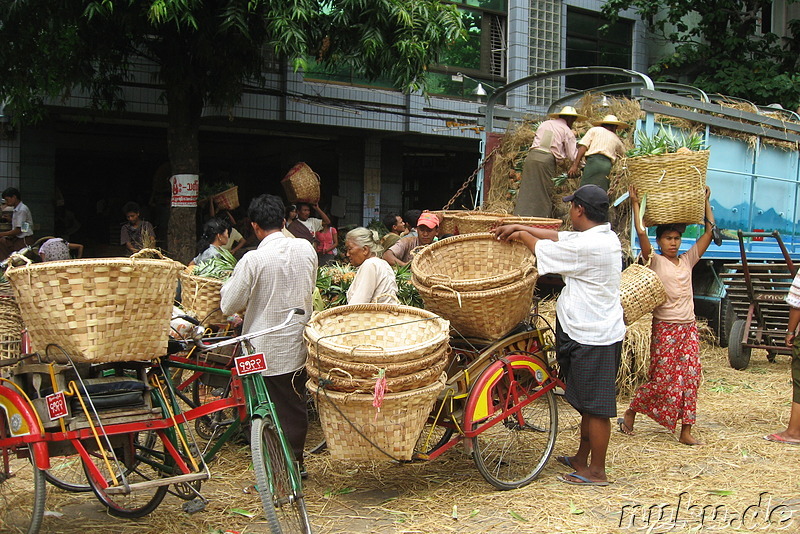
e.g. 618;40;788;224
442;147;500;211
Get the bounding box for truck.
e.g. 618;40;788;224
480;67;800;349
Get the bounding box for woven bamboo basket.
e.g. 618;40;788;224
414;272;538;340
6;250;183;363
308;372;446;461
282;162;321;204
453;213;562;234
307;343;450;380
429;210;508;235
304;304;450;364
411;233;536;291
0;292;22;361
625;150;709;226
620;261;667;325
211;186;239;211
180;272;225;324
306;353;448;393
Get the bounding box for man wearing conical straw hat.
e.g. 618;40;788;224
515;106;585;218
568;115;629;191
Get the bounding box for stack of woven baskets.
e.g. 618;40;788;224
411;233;539;340
305;304;449;461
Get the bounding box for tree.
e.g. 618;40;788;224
0;0;464;262
601;0;800;109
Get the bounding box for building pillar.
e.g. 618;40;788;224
362;137;381;226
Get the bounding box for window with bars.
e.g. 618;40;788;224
565;8;633;91
528;0;561;106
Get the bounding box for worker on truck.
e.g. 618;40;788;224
515;106;584;218
568;115;628;191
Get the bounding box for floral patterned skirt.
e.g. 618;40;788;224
629;321;701;431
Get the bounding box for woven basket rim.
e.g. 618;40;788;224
179;271;225;286
305;303;449;357
6;256;182;274
307;371;446;400
308;342;449;375
415;271;538;298
624;149;710;163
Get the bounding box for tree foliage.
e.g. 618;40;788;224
601;0;800;108
0;0;464;261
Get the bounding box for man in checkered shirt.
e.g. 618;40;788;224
221;194;318;467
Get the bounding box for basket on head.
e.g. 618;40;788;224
414;272;538;340
212;186;239;211
625;150;709;226
620;261;667;325
308;373;446;461
282;162;321;204
453;213;562;235
411;233;536;291
6;250;183;363
179;272;225;325
304;304;450;364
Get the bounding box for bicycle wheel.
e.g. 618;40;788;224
1;438;46;534
45;453;91;492
83;432;169;518
470;358;558;490
251;417;312;534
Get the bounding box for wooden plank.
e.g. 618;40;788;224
642;90;800;135
104;471;209;494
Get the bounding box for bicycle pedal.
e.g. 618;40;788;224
211;388;225;397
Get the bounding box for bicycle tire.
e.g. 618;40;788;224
251;416;312;534
470;362;558;490
1;445;47;534
83;433;169;518
44;450;91;492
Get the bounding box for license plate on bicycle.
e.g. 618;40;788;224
46;391;69;420
234;353;268;375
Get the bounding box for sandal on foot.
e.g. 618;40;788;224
617;417;634;436
555;456;573;469
557;472;610;486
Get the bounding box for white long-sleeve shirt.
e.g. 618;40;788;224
220;231;317;375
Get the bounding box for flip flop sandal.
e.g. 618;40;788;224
617;417;634;435
555;456;573;469
557;472;610;486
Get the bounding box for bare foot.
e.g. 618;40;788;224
679;425;703;446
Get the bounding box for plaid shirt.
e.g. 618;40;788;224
787;271;800;309
220;231;317;375
536;223;625;345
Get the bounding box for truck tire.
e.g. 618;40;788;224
718;297;736;348
728;319;751;370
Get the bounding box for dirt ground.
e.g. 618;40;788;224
28;342;800;534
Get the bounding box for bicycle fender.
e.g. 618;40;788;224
462;354;550;427
0;384;50;469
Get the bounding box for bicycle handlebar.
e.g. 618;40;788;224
185;308;305;352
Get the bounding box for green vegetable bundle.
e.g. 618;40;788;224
627;129;706;158
192;247;237;281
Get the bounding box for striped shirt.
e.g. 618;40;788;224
532;118;578;162
579;126;626;162
787;272;800;308
220;231;318;375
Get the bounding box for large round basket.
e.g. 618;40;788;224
625;150;709;226
307;343;450;380
6;251;183;363
306;353;448;393
282;162;321;204
429;210;508;235
180;272;225;324
453;213;562;234
308;373;446;461
620;261;667;325
0;285;22;361
411;233;536;291
211;186;239;211
304;304;450;364
414;272;538;340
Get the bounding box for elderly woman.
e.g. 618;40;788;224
345;227;398;305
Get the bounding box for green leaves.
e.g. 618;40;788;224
627;129;706;158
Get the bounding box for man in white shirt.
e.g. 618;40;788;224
493;184;624;486
220;194;318;468
0;187;34;260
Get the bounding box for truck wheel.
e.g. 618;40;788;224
718;297;736;348
727;319;751;370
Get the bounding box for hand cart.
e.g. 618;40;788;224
720;230;797;369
